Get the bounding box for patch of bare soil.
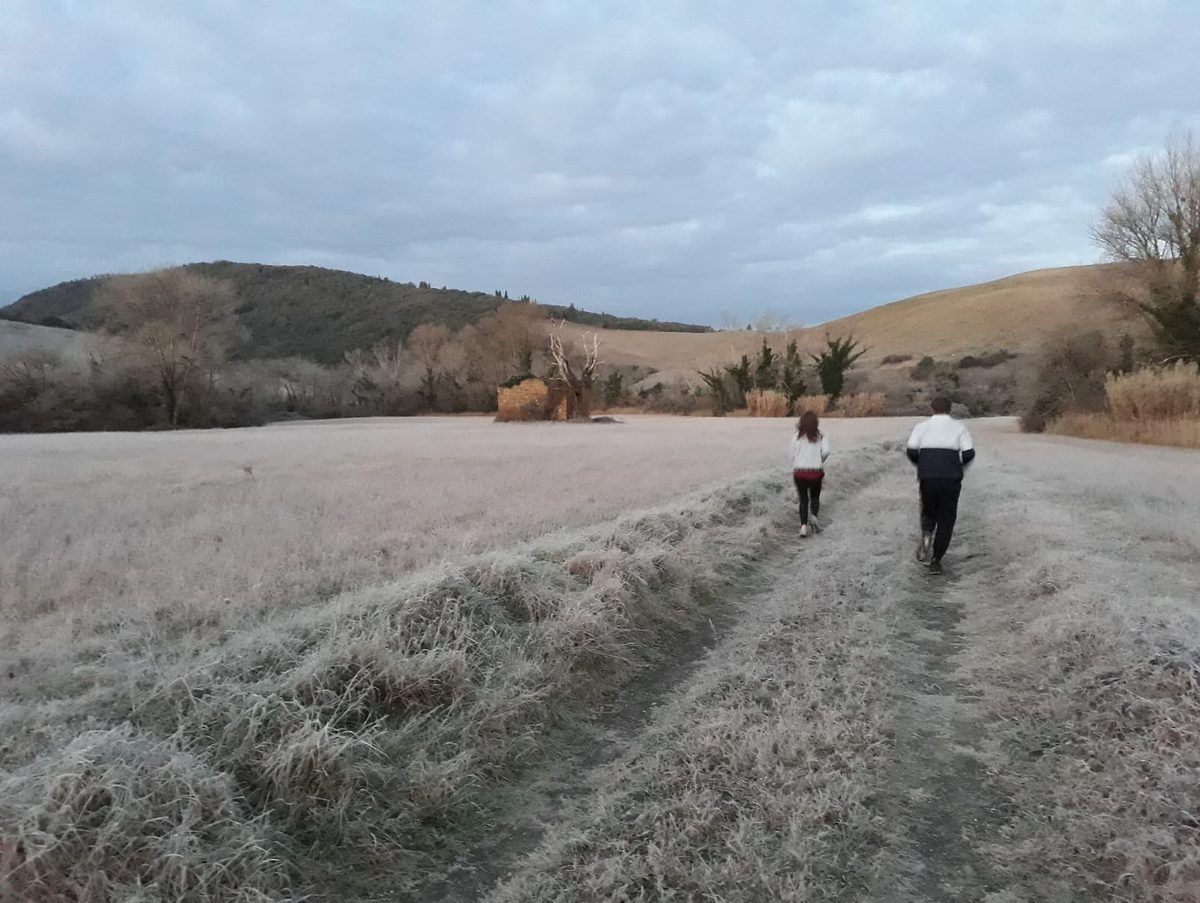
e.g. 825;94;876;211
865;503;1019;901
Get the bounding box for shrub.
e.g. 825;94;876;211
909;356;937;380
745;388;790;417
498;372;536;389
643;392;703;415
880;353;913;365
1048;413;1200;449
1020;331;1114;433
0;726;290;901
1020;394;1058;433
953;373;1018;417
792;394;830;416
957;349;1017;369
831;392;887;417
1105;362;1200;420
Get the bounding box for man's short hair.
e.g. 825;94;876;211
931;397;952;414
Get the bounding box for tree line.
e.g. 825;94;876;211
0;271;617;431
697;334;866;416
0;262;874;431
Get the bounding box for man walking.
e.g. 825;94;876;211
906;397;975;575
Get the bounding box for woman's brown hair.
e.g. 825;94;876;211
797;410;820;442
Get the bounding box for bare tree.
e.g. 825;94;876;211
478;302;546;375
751;310;793;333
548;322;601;418
1093;130;1200;361
98;268;237;425
344;339;406;413
407;323;453;410
717;311;745;332
0;348;62;393
450;323;504;408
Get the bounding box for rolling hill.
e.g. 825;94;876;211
564;264;1144;385
2;262;1143;380
0;320;97;366
0;261;712;364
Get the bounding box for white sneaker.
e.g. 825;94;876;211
799;524;809;537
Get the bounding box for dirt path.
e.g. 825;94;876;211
412;450;904;902
410;576;760;901
476;450;1041;902
350;434;1198;901
386;451;1027;902
865;478;1018;901
466;454;908;900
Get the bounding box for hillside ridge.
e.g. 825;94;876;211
2;261;1141;372
0;261;712;364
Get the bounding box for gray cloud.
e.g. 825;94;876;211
2;0;1199;325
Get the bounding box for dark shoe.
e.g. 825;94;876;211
916;532;933;563
928;558;943;576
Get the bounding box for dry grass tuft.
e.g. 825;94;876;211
793;393;830;416
832;393;887;418
0;726;290;902
2;465;798;897
1050;363;1200;448
1048;413;1200;449
745;389;790;417
1105;362;1200;420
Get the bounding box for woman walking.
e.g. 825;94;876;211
791;410;830;537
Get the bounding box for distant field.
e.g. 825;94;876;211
0;414;914;640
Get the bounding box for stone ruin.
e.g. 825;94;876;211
495;377;576;422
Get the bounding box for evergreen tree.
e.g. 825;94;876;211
603;371;625;406
753;339;779;390
811;335;867;402
780;339;806;407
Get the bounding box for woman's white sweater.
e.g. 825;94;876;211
790;433;830;472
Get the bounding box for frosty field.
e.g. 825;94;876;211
2;414;1199;902
0;415;912;637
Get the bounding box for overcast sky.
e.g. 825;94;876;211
3;1;1199;325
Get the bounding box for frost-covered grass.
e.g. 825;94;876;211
0;415;910;644
491;466;903;903
958;440;1200;901
5;427;888;901
12;416;1191;900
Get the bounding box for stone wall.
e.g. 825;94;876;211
496;378;576;421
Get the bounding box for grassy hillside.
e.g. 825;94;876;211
2;262;1143;379
0;262;711;364
567;264;1144;375
0;320;95;366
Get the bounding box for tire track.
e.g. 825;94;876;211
480;450;913;901
372;446;905;901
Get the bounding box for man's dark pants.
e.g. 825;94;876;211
919;478;962;560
